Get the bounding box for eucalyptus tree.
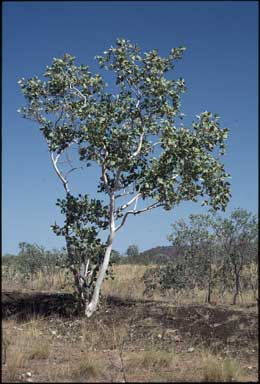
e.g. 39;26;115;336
213;208;258;304
18;38;230;317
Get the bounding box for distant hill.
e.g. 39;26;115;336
139;245;180;264
121;245;179;264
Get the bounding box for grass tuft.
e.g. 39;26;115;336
127;349;175;370
4;349;25;382
201;352;241;382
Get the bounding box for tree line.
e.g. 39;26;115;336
3;207;258;305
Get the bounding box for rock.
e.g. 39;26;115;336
187;347;195;353
227;336;236;343
165;329;177;336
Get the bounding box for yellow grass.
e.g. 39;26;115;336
2;304;257;383
3;263;258;306
200;351;241;382
102;264;148;300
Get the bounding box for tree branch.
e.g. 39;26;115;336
69;84;87;107
65;166;83;178
117;192;142;213
123;76;145;159
115;201;162;232
50;152;69;193
130;132;145;159
101;144;111;195
125;77;142;101
54;110;64;130
115;182;141;197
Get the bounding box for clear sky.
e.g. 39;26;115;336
3;1;258;255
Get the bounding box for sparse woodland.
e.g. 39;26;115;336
2;39;258;382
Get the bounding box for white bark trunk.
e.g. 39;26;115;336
85;230;115;317
85;194;116;318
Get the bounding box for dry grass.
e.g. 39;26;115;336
3;348;25;382
2;267;72;292
200;351;241;382
102;264;147;300
2;312;257;383
49;351;103;381
78;318;130;358
2;264;258;382
123;349;243;382
26;338;50;360
2;263;258;306
127;349;176;370
27;270;73;292
3;318;52;382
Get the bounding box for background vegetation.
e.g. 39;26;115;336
3;208;258;307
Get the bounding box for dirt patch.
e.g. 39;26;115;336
97;296;258;355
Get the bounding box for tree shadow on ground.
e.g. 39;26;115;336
2;291;80;320
2;291;146;321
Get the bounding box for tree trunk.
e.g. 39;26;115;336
85;230;115;317
233;271;240;305
206;264;212;304
85;194;116;317
206;280;211;304
65;236;82;296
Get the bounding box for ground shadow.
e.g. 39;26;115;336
2;291;79;320
2;291;146;320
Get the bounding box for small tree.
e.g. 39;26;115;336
144;262;197;299
213;208;258;304
126;244;140;261
167;214;217;303
18;38;230;317
110;249;122;264
16;242;46;280
243;263;258;301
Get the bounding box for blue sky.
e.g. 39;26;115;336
3;1;258;255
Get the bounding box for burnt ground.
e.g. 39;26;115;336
2;290;78;319
2;290;258;353
2;290;259;382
